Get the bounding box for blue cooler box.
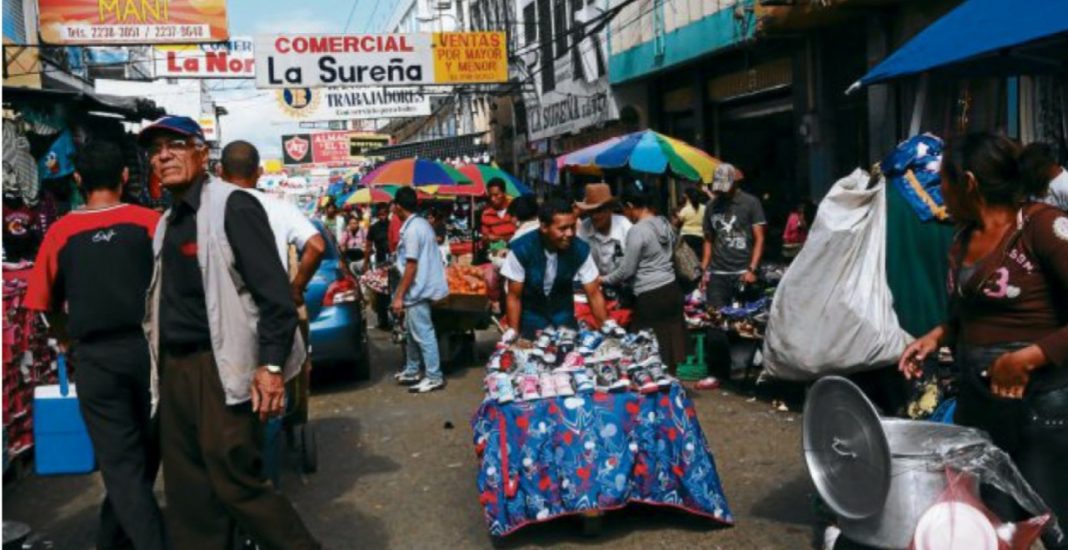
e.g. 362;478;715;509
33;355;96;475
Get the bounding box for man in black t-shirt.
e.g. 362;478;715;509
365;205;392;329
26;141;166;550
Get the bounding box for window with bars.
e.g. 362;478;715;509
536;0;555;92
570;0;584;81
553;0;567;60
523;3;536;45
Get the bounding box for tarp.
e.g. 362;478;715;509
848;0;1068;92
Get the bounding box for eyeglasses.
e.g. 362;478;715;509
147;138;196;156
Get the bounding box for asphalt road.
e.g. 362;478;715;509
3;327;820;549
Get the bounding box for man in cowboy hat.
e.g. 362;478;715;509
576;183;633;284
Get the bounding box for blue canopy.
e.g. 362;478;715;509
849;0;1068;92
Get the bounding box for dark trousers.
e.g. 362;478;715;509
72;334;166;550
159;350;319;550
374;290;391;328
704;273;754;379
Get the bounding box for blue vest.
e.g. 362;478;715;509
510;231;590;336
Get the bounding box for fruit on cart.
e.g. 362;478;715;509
446;265;488;295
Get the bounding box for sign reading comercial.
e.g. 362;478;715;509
282;131;354;165
254;32;507;88
154;36;254;78
38;0;229;45
274;86;431;121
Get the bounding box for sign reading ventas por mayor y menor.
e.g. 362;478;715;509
254;33;507;88
38;0;229;45
154;36;254;78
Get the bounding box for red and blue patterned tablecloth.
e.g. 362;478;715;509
471;382;733;537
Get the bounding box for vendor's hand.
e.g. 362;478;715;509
740;270;757;285
986;347;1042;399
899;335;938;380
391;298;405;318
250;367;285;422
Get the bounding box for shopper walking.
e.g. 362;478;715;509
365;205;393;329
900;133;1068;550
139;116;319;550
339;215;367;253
603;182;687;373
391;187;450;393
26;140;166;550
220;141;326;308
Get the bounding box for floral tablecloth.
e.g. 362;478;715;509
471;382;733;537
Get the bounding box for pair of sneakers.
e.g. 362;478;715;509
486;373;517;403
540;371;574;398
594;363;630;393
395;371;446;393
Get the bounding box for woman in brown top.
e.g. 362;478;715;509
899;132;1068;548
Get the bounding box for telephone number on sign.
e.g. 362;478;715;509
62;24;211;42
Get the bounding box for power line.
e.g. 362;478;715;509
362;0;388;33
342;0;361;33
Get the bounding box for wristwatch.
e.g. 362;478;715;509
264;364;283;375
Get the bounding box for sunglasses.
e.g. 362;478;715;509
147;137;197;156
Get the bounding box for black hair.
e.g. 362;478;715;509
374;205;389;216
621;181;655;210
220;140;260;180
75;140;126;192
942;132;1023;206
1019;142;1058;198
486;177;507;193
684;187;702;208
394;186;418;212
508;195;537;222
538;198;573;225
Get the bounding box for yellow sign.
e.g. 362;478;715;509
432;32;507;84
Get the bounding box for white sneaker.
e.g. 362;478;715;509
409;378;446;393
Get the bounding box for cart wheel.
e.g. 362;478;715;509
299;425;318;474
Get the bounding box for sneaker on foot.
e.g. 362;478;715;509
409;378;446;393
396;372;421;385
695;376;720;390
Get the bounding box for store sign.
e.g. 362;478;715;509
310;131;350;164
253;32;507;88
154;36;254;78
282;131;354;165
198;115;217;141
38;0;230;45
282;133;312;165
274;86;431;121
350;134;390;157
518;1;618;141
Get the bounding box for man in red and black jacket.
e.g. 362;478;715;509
26;140;166;550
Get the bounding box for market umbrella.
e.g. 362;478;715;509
343;185;438;206
360;158;471;187
440;164;533;197
557;130;721;184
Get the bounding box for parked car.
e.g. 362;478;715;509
304;220;370;379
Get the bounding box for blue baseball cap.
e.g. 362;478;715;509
138;115;205;146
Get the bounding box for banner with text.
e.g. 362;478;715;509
38;0;229;45
154;36;254;78
254;32;507;88
274;86;431;121
282;131;355;165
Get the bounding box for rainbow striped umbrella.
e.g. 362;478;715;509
344;185;438;206
557;130;721;184
360;158;471;187
436;164;532;197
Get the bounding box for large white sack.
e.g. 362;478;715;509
762;169;913;381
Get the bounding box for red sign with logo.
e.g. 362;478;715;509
310;131;350;164
282;134;311;164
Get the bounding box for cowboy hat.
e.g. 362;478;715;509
574;183;616;211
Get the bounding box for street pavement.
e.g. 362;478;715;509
3;326;820;549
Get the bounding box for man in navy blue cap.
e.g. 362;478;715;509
139;116;319;549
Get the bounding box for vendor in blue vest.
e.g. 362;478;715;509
501;198;609;337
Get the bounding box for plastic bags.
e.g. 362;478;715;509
910;470;1049;550
763;169;913;381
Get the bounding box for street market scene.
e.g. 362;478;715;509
2;0;1068;548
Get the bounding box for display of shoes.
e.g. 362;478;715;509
630;367;659;394
572;369;595;393
519;373;540;401
539;372;558;398
552;371;574;397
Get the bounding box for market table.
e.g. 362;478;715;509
471;382;733;537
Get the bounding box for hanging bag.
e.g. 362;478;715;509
671;222;703;284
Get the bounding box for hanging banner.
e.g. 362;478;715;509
38;0;230;45
274;86;431;121
282;133;312;165
154;36;254;78
254;32;507;88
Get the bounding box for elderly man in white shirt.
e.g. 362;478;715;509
575;183;632;297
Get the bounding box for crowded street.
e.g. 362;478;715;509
4;0;1068;549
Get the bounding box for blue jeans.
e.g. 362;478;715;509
401;301;442;383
